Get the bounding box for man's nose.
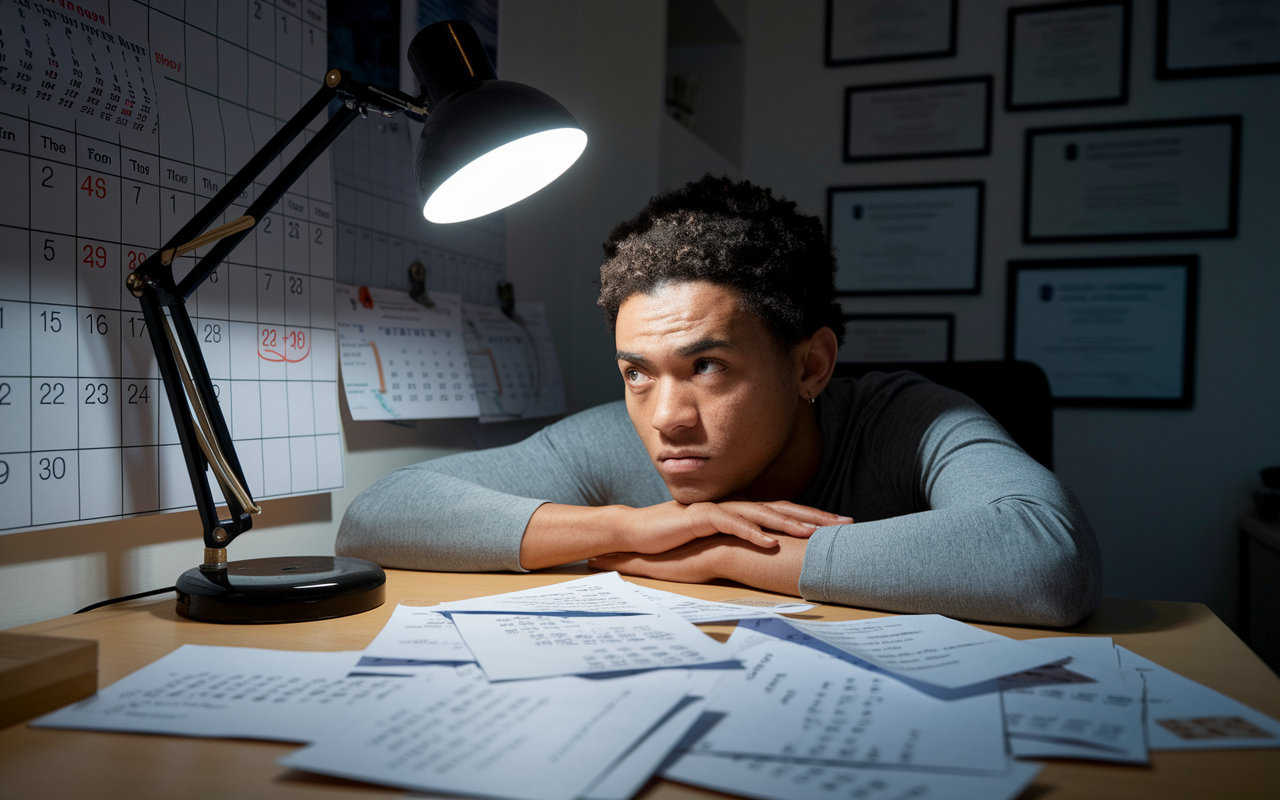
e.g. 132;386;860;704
651;378;697;434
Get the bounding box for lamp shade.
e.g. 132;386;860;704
408;21;586;224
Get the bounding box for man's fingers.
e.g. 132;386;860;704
760;501;853;526
703;506;778;548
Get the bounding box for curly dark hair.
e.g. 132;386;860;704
598;175;845;348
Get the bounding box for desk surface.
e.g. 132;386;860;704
2;568;1278;800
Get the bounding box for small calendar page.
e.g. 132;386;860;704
335;283;477;420
463;301;566;423
0;0;344;534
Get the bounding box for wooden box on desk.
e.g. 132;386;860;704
0;633;98;729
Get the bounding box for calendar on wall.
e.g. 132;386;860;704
0;0;344;535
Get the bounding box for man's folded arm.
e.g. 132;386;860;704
799;401;1103;628
335;403;670;572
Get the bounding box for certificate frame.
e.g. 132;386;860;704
843;76;993;163
825;0;958;67
827;181;984;296
1005;256;1198;408
1157;0;1280;79
1022;116;1241;243
1005;0;1131;111
839;314;955;363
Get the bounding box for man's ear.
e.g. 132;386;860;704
797;326;839;400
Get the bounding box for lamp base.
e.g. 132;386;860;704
175;556;386;624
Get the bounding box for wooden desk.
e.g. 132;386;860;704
2;569;1278;800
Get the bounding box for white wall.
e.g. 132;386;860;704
740;0;1280;625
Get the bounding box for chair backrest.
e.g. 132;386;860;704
832;360;1054;470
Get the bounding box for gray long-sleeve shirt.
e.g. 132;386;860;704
337;372;1103;627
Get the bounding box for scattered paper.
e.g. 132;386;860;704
435;572;658;615
280;667;691;800
1117;646;1280;750
629;583;815;623
582;673;723;800
691;639;1009;773
451;610;735;682
781;614;1056;689
1004;666;1148;763
664;753;1043;800
33;646;428;742
354;604;474;671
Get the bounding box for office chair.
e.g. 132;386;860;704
832;361;1054;470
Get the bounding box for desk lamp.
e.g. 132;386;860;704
126;21;586;623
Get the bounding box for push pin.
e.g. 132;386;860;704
497;280;517;320
408;261;434;308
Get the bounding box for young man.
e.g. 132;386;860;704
337;176;1102;627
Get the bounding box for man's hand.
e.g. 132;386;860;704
617;500;850;554
518;500;849;571
589;533;810;596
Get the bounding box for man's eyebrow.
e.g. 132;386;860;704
615;338;732;363
676;337;732;358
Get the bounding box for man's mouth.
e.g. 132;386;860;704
658;454;708;475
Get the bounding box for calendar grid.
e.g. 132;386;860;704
0;0;344;534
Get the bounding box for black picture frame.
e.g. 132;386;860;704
1005;256;1198;408
825;0;958;67
828;181;984;296
1005;0;1131;112
1157;0;1280;80
839;314;956;362
843;76;993;163
1021;116;1241;243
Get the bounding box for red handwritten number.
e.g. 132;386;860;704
79;175;107;198
287;330;305;351
81;244;107;268
261;328;277;348
126;250;146;270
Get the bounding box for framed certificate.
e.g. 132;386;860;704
1006;256;1198;407
828;182;983;295
1023;116;1240;243
1158;0;1280;79
844;76;992;162
839;314;954;363
1006;0;1131;111
826;0;957;67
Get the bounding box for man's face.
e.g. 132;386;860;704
614;280;804;504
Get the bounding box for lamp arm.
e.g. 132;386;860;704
127;69;416;553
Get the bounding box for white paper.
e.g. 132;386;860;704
463;300;567;422
356;604;474;668
628;583;814;623
664;752;1043;800
280;667;692;800
780;614;1056;689
582;673;723;800
692;640;1009;773
336;285;480;420
435;572;658;615
1117;646;1280;751
451;610;735;682
1024;636;1119;671
33;645;427;743
1004;666;1148;763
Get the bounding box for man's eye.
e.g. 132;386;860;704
625;369;644;383
694;360;724;375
